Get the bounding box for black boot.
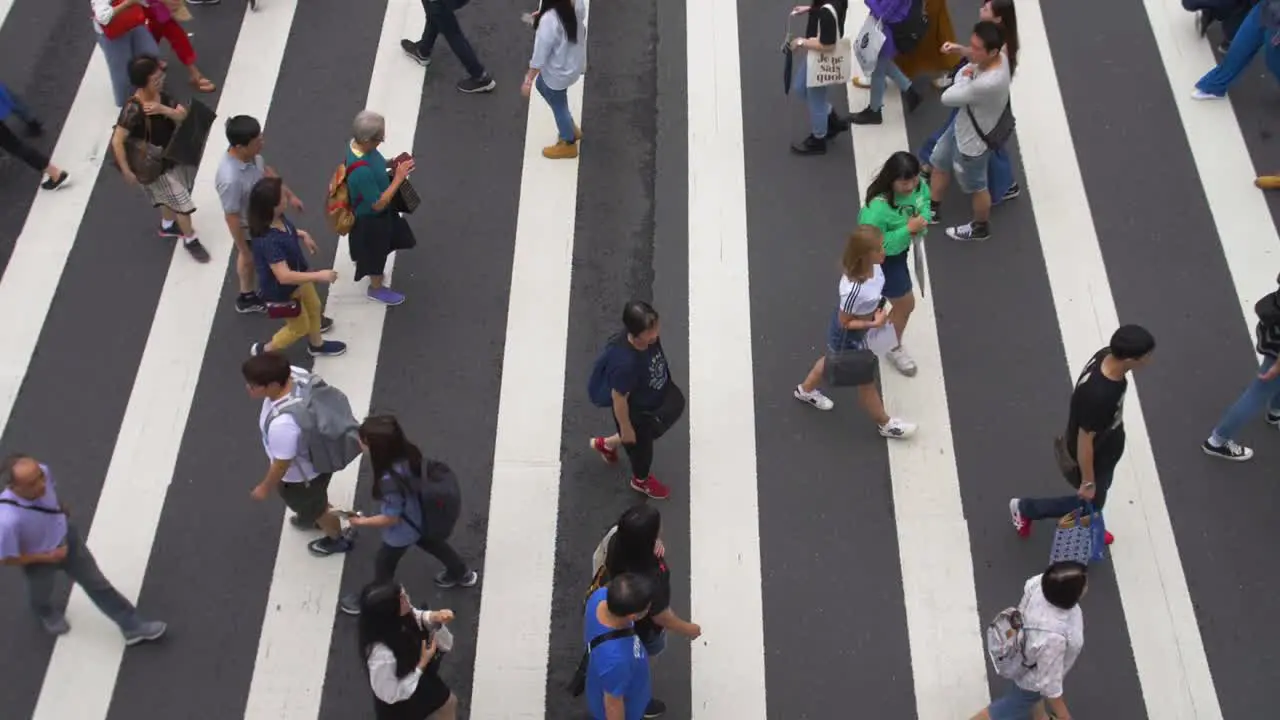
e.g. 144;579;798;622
790;134;827;155
849;107;883;125
826;111;849;140
902;86;922;113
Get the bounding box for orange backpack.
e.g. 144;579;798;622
324;159;369;236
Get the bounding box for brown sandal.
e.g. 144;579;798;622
191;77;216;93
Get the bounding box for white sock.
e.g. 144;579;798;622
182;235;198;246
162;219;176;230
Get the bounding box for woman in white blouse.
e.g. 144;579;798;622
972;561;1087;720
90;0;162;107
358;582;459;720
793;225;917;438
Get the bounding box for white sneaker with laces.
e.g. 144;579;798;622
886;347;918;377
878;418;917;439
794;385;834;410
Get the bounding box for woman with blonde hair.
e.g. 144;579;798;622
792;225;917;438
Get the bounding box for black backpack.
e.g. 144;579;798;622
1255;274;1280;329
890;0;928;55
392;460;462;542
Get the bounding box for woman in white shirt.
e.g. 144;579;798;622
521;0;588;160
90;0;162;107
972;562;1087;720
359;582;459;720
793;226;917;438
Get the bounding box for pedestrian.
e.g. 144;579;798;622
786;0;851;155
0;83;69;191
971;562;1087;720
1190;0;1261;52
596;505;701;719
216;115;305;315
852;0;957;91
0;455;167;644
338;415;479;616
246;177;346;358
927;20;1012;242
357;582;459;720
856;151;931;378
243;351;355;556
583;573;656;720
792;225;918;438
1201;277;1280;461
345;110;417;307
1192;0;1280;99
111;55;209;262
919;0;1021;207
142;0;216;93
1009;324;1156;545
587;301;686;500
399;0;497;94
848;0;925;126
521;0;588;160
91;0;162;107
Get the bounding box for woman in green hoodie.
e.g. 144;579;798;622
857;151;932;377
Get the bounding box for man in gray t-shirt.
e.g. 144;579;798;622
214;115;304;314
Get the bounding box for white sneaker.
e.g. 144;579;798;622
1191;89;1222;100
878;417;917;439
794;385;834;410
886;347;918;377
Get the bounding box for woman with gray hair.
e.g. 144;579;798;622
343;110;417;306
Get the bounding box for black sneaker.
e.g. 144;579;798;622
41;171;68;191
320;315;335;333
25;120;43;137
849;107;883;125
457;74;496;93
928;201;941;225
183;239;211;263
433;569;480;588
826;111;849;140
1000;182;1021;202
308;340;347;357
945;222;990;242
1202;438;1253;461
307;535;353;556
235;293;266;314
338;593;362;616
1266;411;1280;426
400;39;431;67
790;134;827;156
644;698;666;718
902;86;922;113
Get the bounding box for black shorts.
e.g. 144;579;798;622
277;474;332;526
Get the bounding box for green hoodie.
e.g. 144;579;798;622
856;180;932;257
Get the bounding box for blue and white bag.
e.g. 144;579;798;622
1049;503;1106;565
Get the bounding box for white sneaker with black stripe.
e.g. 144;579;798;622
878;418;917;439
794;385;834;410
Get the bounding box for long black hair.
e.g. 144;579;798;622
356;582;421;678
360;415;424;501
863;151;922;207
247;176;283;239
987;0;1019;77
534;0;579;43
605;504;662;578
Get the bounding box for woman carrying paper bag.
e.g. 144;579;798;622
788;1;852;156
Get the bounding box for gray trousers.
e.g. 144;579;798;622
95;25;160;107
22;524;141;631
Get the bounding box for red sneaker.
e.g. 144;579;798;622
1103;530;1115;546
1009;499;1031;539
630;475;670;500
589;437;618;464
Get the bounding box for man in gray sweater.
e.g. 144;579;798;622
927;21;1012;242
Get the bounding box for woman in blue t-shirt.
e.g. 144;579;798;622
339;415;478;616
246;177;347;358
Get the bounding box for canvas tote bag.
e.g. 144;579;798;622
805;5;854;87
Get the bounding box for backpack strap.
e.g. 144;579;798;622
588;626;635;651
344;159;370;206
0;498;64;515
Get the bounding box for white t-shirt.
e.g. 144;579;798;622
259;398;318;483
838;266;886;316
1015;574;1085;699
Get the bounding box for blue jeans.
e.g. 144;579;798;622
1210;355;1280;442
535;74;576;143
418;0;486;79
22;525;143;631
1019;429;1124;521
868;57;911;111
1195;1;1280;96
920;109;1016;202
794;55;837;138
987;683;1043;720
96;25;161;107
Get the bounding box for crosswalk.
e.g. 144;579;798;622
0;0;1277;717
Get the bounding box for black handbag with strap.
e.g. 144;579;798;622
966;101;1016;152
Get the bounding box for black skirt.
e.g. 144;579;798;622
373;668;451;720
348;211;417;281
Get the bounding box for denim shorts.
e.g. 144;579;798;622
643;629;667;657
931;122;991;194
881;250;912;299
987;684;1042;720
826;309;868;352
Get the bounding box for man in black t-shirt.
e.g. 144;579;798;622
1010;325;1156;544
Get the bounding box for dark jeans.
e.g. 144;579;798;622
0;121;48;174
22;525;141;631
417;0;486;79
1020;430;1125;522
374;535;469;583
616;384;686;480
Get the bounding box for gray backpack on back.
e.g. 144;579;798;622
264;367;362;475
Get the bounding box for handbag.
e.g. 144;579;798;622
853;13;885;74
124;101;165;184
266;300;301;319
806;6;853;87
164;98;216;167
1049;504;1106;565
823;281;878;387
391;177;420;214
1051;435;1078;481
102;0;147;39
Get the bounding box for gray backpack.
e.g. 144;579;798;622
986;587;1066;680
263;367;362;474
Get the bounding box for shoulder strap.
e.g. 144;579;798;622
0;498;64;515
588;626;636;651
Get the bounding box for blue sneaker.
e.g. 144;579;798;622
308;535;354;556
308;340;347;357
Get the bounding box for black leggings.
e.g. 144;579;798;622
373;535;469;584
0;122;48;174
617;384;686;480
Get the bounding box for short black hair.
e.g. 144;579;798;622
1041;561;1088;610
241;351;292;388
1110;324;1155;360
127;54;162;89
226;115;262;147
622;300;659;337
605;572;654;616
972;20;1005;53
